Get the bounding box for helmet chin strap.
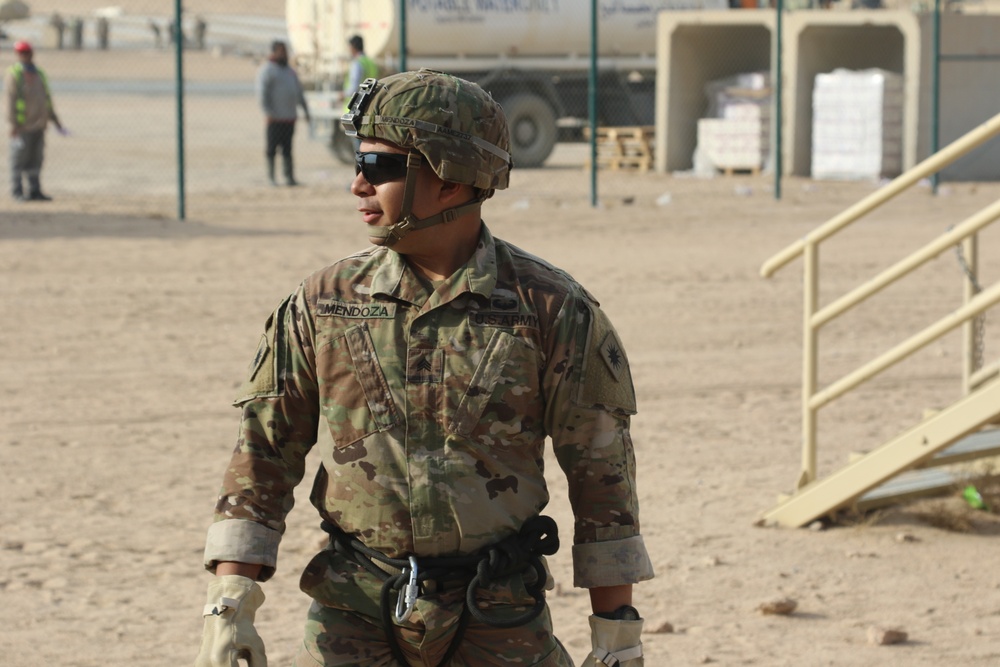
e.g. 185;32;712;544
369;153;485;247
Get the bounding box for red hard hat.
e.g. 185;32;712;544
13;41;33;54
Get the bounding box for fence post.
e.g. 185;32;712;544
399;0;407;72
774;0;783;200
931;0;941;194
589;0;598;208
174;0;186;221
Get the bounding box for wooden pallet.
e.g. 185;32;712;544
583;126;655;172
719;166;761;177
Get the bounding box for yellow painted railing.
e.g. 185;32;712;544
761;111;1000;490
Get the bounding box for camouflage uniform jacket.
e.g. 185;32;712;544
204;224;654;590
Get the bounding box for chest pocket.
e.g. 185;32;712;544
447;329;541;444
317;324;399;448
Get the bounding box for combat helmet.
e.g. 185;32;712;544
341;69;512;247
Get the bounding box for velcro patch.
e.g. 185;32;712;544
469;311;539;329
599;330;627;381
233;297;288;405
247;334;269;382
406;348;444;384
317;299;397;319
579;306;637;415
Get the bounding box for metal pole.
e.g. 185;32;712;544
931;0;941;194
399;0;407;72
774;0;783;200
962;234;979;394
589;0;598;208
801;241;818;488
174;0;186;220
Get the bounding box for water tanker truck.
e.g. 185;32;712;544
286;0;724;167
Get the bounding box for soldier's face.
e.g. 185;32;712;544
352;138;444;249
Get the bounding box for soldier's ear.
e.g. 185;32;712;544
437;179;471;206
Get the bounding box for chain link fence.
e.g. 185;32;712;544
0;1;708;218
1;1;998;218
1;0;304;216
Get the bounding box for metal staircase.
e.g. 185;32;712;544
759;111;1000;528
762;379;1000;527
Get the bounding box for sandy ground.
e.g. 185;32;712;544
4;34;1000;667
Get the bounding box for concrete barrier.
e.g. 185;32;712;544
655;10;775;174
655;9;1000;181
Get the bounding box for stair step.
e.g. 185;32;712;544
856;468;959;510
850;427;1000;466
761;379;1000;527
854;429;1000;510
924;428;1000;467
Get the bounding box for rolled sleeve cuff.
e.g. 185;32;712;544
572;535;655;589
203;519;282;582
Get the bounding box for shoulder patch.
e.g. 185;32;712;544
598;329;628;381
233;297;290;405
247;334;270;382
578;305;637;415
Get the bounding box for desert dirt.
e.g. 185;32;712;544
4;9;1000;667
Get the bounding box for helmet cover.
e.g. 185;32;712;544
343;69;511;192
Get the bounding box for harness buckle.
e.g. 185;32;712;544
393;556;420;623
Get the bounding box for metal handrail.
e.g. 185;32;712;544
761;112;1000;279
810;280;1000;411
812;198;1000;329
760;110;1000;489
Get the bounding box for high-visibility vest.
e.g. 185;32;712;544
8;62;53;125
343;55;379;112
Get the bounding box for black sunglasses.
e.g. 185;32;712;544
355;151;410;185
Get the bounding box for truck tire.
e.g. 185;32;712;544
329;125;355;165
502;93;557;168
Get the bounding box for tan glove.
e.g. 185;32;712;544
194;575;267;667
582;614;644;667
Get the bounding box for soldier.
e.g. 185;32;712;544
195;69;653;667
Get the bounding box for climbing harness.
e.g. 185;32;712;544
321;515;559;667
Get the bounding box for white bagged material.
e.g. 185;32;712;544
811;68;904;180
